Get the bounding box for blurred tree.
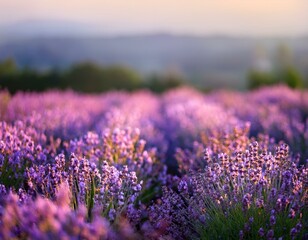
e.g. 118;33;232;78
281;67;303;89
273;44;304;88
0;59;19;92
146;72;185;93
102;66;142;91
0;58;18;76
64;62;142;93
64;62;104;92
0;59;188;93
43;69;63;90
248;44;304;89
247;70;275;89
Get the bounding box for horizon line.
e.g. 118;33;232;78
2;31;308;40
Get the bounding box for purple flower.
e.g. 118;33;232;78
267;229;274;239
270;215;276;226
258;228;265;237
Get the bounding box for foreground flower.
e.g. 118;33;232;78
150;140;307;239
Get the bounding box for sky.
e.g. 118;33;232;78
0;0;307;36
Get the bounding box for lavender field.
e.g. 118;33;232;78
0;85;307;239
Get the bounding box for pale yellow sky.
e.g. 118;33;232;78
0;0;307;36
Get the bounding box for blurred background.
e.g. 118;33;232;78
0;0;307;93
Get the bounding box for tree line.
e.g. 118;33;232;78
247;44;305;89
0;53;305;94
0;59;185;94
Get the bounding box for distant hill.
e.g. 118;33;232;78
0;20;102;39
0;33;307;90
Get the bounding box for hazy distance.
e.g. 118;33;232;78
0;0;307;90
0;0;307;37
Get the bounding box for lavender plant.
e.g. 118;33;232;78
0;121;48;189
209;85;308;160
67;128;169;203
0;85;307;239
149;140;307;239
0;183;121;240
23;153;143;225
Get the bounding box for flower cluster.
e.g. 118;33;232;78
150;139;307;239
0;121;48;189
67;128;168;198
209;85;308;161
0;183;143;240
0;85;307;239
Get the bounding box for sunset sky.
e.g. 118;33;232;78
0;0;307;36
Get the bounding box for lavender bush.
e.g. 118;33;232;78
0;85;307;239
150;140;307;239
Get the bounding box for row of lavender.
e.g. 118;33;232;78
0;85;307;239
1;86;308;160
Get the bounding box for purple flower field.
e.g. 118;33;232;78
0;85;307;239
